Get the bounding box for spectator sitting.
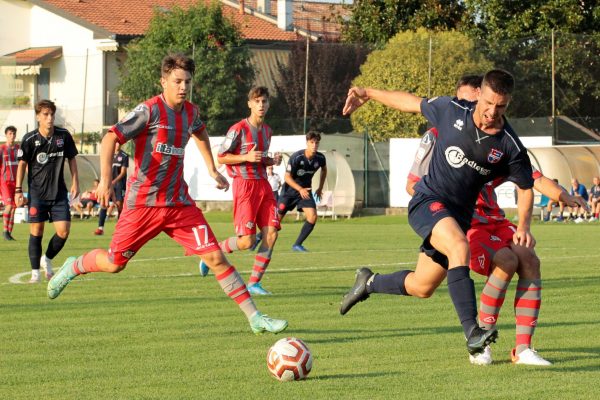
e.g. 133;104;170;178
568;178;588;223
544;178;567;222
73;179;99;219
588;176;600;221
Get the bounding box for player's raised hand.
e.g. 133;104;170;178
513;228;536;248
214;172;230;192
342;87;369;115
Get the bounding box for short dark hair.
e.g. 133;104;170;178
306;131;321;142
35;99;56;115
456;74;483;91
248;86;269;100
482;69;514;96
161;53;195;77
4;125;16;134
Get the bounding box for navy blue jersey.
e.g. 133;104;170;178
112;150;129;191
281;150;326;195
18;127;78;201
415;96;533;212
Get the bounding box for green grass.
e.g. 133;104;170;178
1;214;599;399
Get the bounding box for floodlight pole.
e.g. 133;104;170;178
428;35;432;98
303;35;310;135
551;29;556;143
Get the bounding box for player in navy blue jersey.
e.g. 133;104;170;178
15;100;80;283
277;131;327;252
340;69;535;357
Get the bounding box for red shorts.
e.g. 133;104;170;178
108;205;220;266
232;178;281;236
467;220;516;276
0;181;15;206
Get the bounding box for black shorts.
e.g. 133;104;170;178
28;196;71;223
277;191;316;214
408;191;472;269
114;184;126;202
80;199;98;208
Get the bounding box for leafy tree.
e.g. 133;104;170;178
274;39;370;132
350;29;492;141
462;0;600;119
341;0;465;45
118;2;254;133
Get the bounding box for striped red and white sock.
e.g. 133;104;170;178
514;279;542;354
2;212;9;233
71;249;104;275
249;248;273;285
479;274;510;330
219;237;239;254
216;266;257;318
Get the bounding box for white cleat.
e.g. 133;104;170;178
40;255;54;280
469;345;493;365
511;348;552;366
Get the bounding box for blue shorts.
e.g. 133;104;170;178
28;196;71;223
277;191;316;214
408;191;473;269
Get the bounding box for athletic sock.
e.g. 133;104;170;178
7;212;14;233
98;208;108;228
368;270;411;295
45;234;67;260
28;234;43;270
447;266;478;337
71;249;104;276
479;274;510;330
514;279;542;354
219;237;239;254
294;221;315;246
215;266;257;319
249;247;273;285
3;212;9;233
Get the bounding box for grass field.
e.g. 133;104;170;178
1;213;599;399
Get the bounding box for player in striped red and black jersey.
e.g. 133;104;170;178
200;87;282;295
47;54;287;335
1;126;19;240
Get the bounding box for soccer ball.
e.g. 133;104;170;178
267;337;313;381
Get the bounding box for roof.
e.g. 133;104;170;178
3;46;63;65
33;0;299;41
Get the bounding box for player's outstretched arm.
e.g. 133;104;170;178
342;87;423;116
192;130;229;192
514;187;535;248
534;175;590;211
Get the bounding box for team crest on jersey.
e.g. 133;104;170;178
429;202;445;214
313;162;319;168
453;119;464;131
245;221;254;230
56;138;64;147
487;148;503;163
421;132;433;145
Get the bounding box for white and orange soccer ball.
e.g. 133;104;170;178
267;337;313;382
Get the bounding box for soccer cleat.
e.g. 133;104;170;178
555;216;564;222
292;244;309;252
340;267;374;315
249;312;288;334
47;256;77;299
469;345;493;365
511;348;552;366
28;273;41;284
574;217;584;224
466;326;498;355
198;259;209;277
93;228;104;235
248;282;272;295
3;231;15;241
40;255;54;280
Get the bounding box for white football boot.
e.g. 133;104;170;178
511;348;552;366
469;345;492;365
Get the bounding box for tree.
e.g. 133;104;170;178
118;2;254;133
274;39;370;133
341;0;465;45
349;29;492;141
462;0;600;119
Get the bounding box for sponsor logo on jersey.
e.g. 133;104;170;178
444;146;491;176
35;140;40;147
453;119;464;131
36;151;63;164
478;254;486;269
487;148;503;163
56;138;64;147
157;125;174;130
415;147;426;161
297;169;315;177
490;235;501;242
155;142;184;157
